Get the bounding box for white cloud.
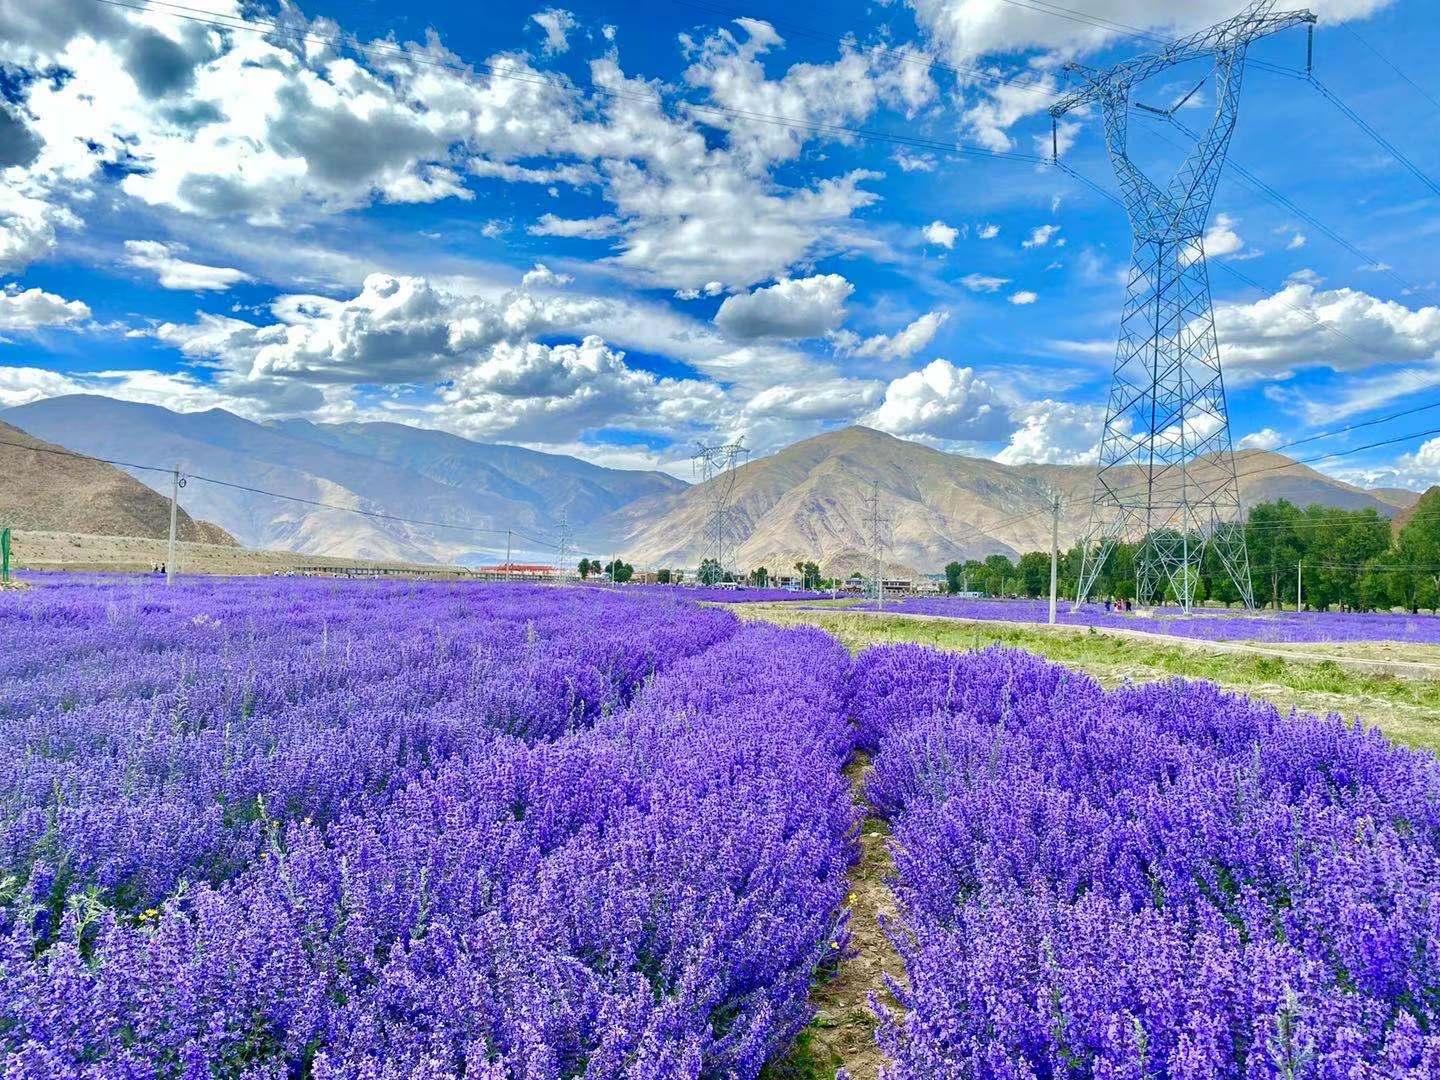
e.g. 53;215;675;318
1022;224;1059;249
1239;428;1284;451
713;274;853;340
521;262;573;289
922;220;960;248
1181;213;1259;266
531;8;578;56
528;214;622;239
977;223;1000;240
0;284;90;330
1009;290;1038;305
123;241;251;291
892;150;937;172
675;281;724;300
832;311;949;361
865;358;1012;442
908;0;1393;64
1287;233;1308;250
995;399;1105;465
961;273;1010;293
1216;279;1440;380
0;0;931;292
0;364;84;406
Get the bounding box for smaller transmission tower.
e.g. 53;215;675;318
862;482;893;609
692;439;750;577
554;509;573;575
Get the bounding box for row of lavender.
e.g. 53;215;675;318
0;577;856;1076
865;595;1440;643
854;645;1440;1077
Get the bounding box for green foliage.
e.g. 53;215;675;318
604;559;634;584
656;568;672;585
577;557;593;580
698;558;724;585
749;566;770;587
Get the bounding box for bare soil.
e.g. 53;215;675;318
767;754;904;1080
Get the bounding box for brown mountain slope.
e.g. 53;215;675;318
601;427;1415;572
0;420;236;544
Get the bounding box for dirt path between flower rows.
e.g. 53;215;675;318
768;754;905;1079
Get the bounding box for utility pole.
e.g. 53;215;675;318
555;509;572;581
166;465;183;586
1049;491;1061;625
504;529;512;581
1297;559;1303;611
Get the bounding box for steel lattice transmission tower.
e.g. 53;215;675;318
692;439;750;577
1051;1;1314;612
861;482;893;609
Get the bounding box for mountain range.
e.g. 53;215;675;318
4;396;682;564
0;398;1420;571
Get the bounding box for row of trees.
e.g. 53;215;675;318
577;557;634;583
948;492;1440;612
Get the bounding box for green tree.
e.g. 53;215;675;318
656;568;672;585
577;557;593;580
1017;551;1050;598
749;566;770;587
604;559;634;583
698;558;723;585
1394;488;1440;612
1245;500;1305;609
944;561;965;594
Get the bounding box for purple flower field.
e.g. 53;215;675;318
0;576;855;1077
853;645;1440;1077
5;573;1440;1077
865;595;1440;644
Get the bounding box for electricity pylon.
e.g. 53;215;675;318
692;439;750;577
862;482;892;609
1051;1;1314;611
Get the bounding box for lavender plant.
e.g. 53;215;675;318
0;577;856;1078
859;644;1440;1077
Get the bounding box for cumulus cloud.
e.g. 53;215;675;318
1215;279;1440;379
922;220;960;248
831;311;949;361
531;8;578;55
865;358;1012;442
1181;213;1258;266
909;0;1392;63
713;274;853;340
521;263;573;289
1009;290;1038;305
123;240;251;291
0;0;934;292
1239;428;1285;451
977;223;1000;240
995;399;1105;465
0;284;90;330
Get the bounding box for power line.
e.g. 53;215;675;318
1134;111;1440;308
1306;75;1440;200
1344;25;1440;117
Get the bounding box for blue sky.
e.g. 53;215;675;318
1;0;1438;484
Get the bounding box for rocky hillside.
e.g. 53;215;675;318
0;419;234;544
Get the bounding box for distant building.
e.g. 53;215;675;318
474;562;563;581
